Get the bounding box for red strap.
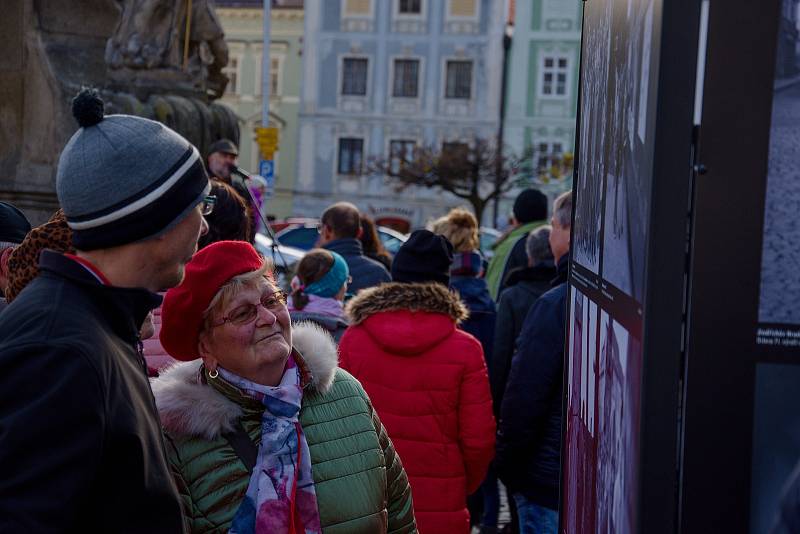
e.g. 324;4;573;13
64;254;113;286
288;421;304;534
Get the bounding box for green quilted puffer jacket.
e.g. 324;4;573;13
151;322;417;534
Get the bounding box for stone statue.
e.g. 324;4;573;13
105;0;230;99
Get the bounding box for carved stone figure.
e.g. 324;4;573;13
105;0;230;98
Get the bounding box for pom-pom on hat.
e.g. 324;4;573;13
160;240;267;361
391;229;454;287
57;88;210;250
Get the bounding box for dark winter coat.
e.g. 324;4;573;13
289;310;349;342
496;254;569;511
490;263;557;417
366;250;393;271
0;251;183;533
323;238;391;294
340;283;496;534
452;276;496;371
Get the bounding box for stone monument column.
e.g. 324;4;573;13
0;0;239;224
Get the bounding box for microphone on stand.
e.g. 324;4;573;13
229;165;254;180
229;164;268;190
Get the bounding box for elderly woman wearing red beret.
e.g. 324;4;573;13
151;240;416;534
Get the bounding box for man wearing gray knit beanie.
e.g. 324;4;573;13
0;89;211;533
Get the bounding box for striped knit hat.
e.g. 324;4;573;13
56;88;210;250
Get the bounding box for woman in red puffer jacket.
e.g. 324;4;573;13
339;230;495;534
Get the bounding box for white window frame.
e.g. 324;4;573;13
386;138;418;174
253;46;285;98
445;0;480;22
223;43;245;96
394;0;425;19
538;54;571;99
336;136;366;176
389;56;424;99
442;58;475;100
534;141;565;172
340;0;375;19
339;55;371;97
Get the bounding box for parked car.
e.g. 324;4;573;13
254;232;306;291
275;221;408;256
479;226;502;260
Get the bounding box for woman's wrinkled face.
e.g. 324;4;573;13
199;277;292;384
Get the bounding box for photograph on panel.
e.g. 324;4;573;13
758;4;800;325
563;289;599;534
750;363;800;534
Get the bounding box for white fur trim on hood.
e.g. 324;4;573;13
151;321;339;440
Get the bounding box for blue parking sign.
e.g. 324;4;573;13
259;160;274;180
258;160;275;198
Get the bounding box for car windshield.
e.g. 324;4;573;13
275;226;319;250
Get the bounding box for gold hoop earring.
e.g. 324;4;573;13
208;368;219;379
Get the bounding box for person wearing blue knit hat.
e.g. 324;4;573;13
288;248;352;342
0;88;211;532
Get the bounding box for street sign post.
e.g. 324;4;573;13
259;159;274;199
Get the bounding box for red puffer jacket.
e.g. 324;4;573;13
339;282;495;534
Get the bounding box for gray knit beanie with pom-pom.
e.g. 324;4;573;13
56;88;210;250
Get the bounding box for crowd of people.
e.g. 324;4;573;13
0;88;574;534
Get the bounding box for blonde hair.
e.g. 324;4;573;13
430;207;479;253
202;261;274;332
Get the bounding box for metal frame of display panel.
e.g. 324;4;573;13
681;0;785;532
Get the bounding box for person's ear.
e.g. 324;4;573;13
198;331;216;362
356;226;364;239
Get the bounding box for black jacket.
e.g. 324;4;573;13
323;238;391;294
452;276;496;370
0;251;184;533
289;311;349;342
490;262;557;417
496;254;569;510
497;236;530;298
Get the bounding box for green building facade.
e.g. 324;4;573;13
216;1;304;218
505;0;582;197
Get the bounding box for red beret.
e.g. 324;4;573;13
160;240;266;361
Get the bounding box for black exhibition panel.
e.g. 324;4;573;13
682;0;800;533
562;0;701;533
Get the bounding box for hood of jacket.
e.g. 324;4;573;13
345;282;469;355
150;321;338;440
504;263;557;288
451;277;495;314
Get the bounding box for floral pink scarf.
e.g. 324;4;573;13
225;357;321;534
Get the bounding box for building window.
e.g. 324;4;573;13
541;56;569;97
392;59;420;98
344;0;371;16
223;56;240;95
342;58;368;96
270;57;281;95
398;0;421;14
442;141;469;160
389;139;416;173
445;60;472;99
448;0;477;17
338;138;364;174
536;142;564;171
